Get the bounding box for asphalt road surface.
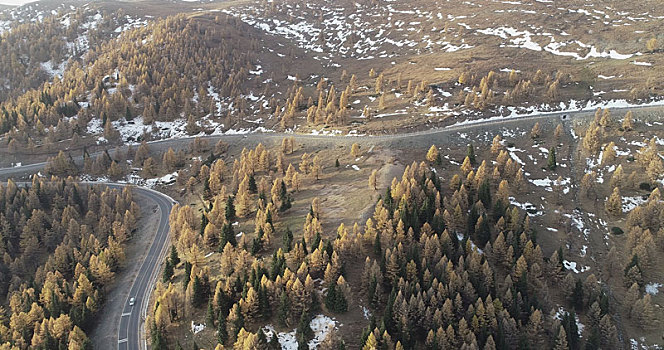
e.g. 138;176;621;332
114;185;174;350
0;105;660;180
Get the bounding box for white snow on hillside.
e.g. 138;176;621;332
114;15;148;33
508;197;543;216
86;115;277;145
553;307;585;335
646;283;662;295
449;97;664;128
216;0;654;72
0;2;50;33
563;260;590;273
0;20;11;34
263;314;337;349
477;25;637;60
9;9;151;79
62;12;102;56
529;176;571;194
564;210;590;239
40;60;67;78
191;321;205;334
80;171;178;189
622;195;647;212
221;0;475;66
632;60;652;66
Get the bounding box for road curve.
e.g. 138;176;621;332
112;184;175;350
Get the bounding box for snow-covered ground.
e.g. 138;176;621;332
529;176;571;194
645;283;662;295
449;97;664;128
630;337;662;350
40;60;67;78
508;196;543;216
80;171;178;189
564;210;590;239
191;321;205;334
310;128;343;136
506;146;525;165
563;260;590;273
114;15;148;33
553;307;585;335
263;314;337;349
361;305;371;320
15;0;664;144
622;195;648;212
87;115;275;145
221;0;475;68
0;2;54;33
477;25;637;61
0;4;150;92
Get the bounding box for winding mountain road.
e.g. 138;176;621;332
114;185;175;350
0;105;661;349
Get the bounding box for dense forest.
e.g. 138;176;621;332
144;138;653;349
0;177;139;348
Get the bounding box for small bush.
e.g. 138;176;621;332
611;227;624;235
639;182;653;191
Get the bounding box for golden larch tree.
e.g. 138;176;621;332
351;143;361;157
605;187;622;217
369;169;378;190
426;145;439;163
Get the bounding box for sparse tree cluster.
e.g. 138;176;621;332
457;69;569;111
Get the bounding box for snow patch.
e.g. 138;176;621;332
622;195;647;212
553;307;585;335
563;260;590;273
645;283;662;295
191;321;205;334
509;197;543;216
263;315;337;349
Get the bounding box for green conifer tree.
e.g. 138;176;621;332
467;144;476;165
548;147;557;170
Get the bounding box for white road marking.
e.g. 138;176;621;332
121;312;132;317
118;338;128;344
